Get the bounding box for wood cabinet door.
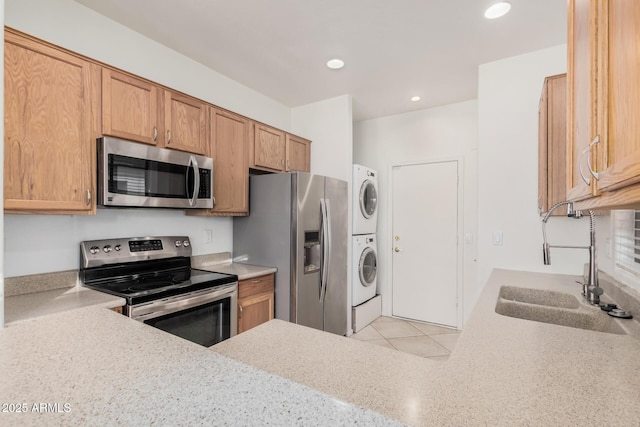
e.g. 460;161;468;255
538;75;568;216
210;108;249;215
238;291;274;334
102;69;159;146
4;32;94;212
567;0;597;202
594;0;640;192
286;134;311;172
164;90;208;155
253;124;285;171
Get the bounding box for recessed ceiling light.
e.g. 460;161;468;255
410;96;421;102
484;2;511;19
326;59;345;70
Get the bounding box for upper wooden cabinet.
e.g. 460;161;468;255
538;74;567;216
250;124;312;173
567;0;597;202
592;0;640;192
286;134;311;172
252;123;286;171
163;90;208;155
4;30;96;213
568;0;640;210
206;108;250;215
102;71;208;155
102;69;160;146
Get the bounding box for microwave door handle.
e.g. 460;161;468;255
187;156;200;207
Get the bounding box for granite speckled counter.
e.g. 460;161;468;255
3;269;124;326
3;268;639;425
5;284;125;326
215;269;640;426
191;252;277;280
0;306;399;426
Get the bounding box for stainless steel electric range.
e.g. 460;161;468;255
80;236;238;347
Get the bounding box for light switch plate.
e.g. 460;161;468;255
492;231;503;246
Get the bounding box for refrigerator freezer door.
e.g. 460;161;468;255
323;177;349;335
293;173;325;331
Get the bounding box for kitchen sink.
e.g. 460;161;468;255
498;286;581;309
495;286;626;335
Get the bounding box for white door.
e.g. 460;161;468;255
392;161;459;327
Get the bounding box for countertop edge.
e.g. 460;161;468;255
4;287;126;326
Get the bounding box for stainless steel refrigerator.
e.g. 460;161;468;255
233;172;348;335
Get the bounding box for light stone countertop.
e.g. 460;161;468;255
0;306;400;426
192;252;277;280
199;261;277;280
4;286;125;326
214;269;640;426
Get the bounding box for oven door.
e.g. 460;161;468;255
129;283;237;347
98;136;213;209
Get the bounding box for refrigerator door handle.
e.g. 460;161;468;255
320;198;331;302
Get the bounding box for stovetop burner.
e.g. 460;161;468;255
83;266;238;305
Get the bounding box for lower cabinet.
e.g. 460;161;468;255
237;274;275;334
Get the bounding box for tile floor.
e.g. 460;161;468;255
350;316;460;361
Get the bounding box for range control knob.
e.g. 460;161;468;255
175;240;182;247
183;240;190;247
114;244;122;252
103;245;112;253
89;246;100;255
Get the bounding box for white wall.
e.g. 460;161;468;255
292;95;354;183
353;100;478;323
3;0;292;279
291;95;354;333
4;211;232;277
477;44;588;293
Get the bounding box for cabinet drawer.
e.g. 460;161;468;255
238;274;275;299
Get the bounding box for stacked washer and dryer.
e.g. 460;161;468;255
351;164;381;332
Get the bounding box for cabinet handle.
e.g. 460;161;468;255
239;304;243;318
251;279;262;284
153;126;158;142
85;189;92;206
578;152;591;186
212;196;216;206
586;136;600;181
167;130;172;144
287;160;290;170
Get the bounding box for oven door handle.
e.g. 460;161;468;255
131;283;237;321
186;155;200;207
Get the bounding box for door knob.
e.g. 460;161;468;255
394;247;403;252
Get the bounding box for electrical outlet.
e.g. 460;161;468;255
203;229;213;243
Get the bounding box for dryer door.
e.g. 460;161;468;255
359;180;378;219
358;247;377;286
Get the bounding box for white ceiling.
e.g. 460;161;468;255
74;0;567;121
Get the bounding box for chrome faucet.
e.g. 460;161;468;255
542;201;602;305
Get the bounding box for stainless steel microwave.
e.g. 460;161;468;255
97;136;214;209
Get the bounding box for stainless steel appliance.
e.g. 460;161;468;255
97;136;214;209
80;236;237;347
233;172;348;335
